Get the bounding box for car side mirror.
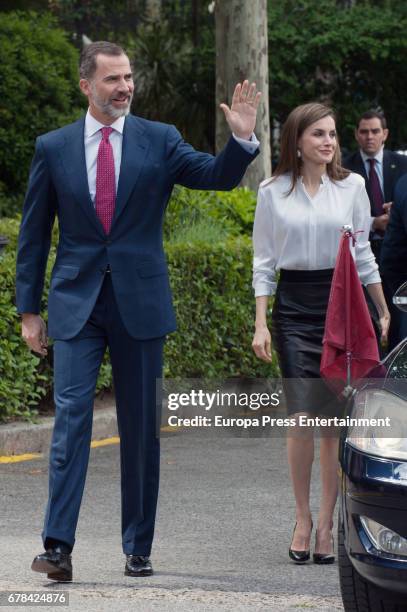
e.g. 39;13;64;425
393;281;407;312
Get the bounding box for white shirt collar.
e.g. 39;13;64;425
360;146;384;165
299;172;329;186
85;109;125;137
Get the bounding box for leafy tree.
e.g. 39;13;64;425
268;0;407;150
48;0;407;152
129;19;215;150
48;0;146;44
0;0;48;9
50;0;216;151
0;11;84;205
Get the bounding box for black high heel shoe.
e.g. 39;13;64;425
289;520;313;564
313;531;335;564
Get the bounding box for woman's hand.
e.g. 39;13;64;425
366;282;391;346
252;326;272;362
379;309;391;345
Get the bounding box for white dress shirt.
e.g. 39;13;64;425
252;172;381;297
84;109;260;205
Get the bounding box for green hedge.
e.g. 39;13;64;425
0;219;43;420
0;208;276;422
164;237;276;379
164;185;256;239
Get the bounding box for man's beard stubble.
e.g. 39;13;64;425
91;84;133;119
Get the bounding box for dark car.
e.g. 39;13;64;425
338;286;407;611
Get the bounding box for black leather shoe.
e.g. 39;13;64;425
313;532;335;564
289;520;313;564
125;555;153;577
31;547;72;582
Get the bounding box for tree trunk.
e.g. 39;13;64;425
215;0;271;190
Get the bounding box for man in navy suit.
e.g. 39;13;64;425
16;41;260;581
343;110;407;350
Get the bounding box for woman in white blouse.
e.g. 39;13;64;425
252;103;389;565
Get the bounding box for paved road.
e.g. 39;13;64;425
0;431;343;611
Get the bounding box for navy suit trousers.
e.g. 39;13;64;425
42;271;164;555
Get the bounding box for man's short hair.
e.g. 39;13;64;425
356;110;387;130
79;41;127;80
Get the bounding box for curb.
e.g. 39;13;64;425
0;404;118;456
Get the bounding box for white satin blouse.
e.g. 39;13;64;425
252;172;381;297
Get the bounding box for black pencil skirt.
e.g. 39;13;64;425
271;268;342;417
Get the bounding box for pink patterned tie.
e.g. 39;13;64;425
95;127;115;234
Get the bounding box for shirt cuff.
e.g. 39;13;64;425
253;282;277;297
361;270;382;286
232;132;260;154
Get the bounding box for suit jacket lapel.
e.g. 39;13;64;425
112;115;150;227
354;151;368;183
383;150;392;202
59;117;105;237
355;152;374;215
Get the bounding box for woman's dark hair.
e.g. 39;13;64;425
272;102;349;195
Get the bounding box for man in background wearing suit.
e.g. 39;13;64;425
16;41;261;582
343;110;407;350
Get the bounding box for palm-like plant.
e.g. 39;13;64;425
130;20;189;123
